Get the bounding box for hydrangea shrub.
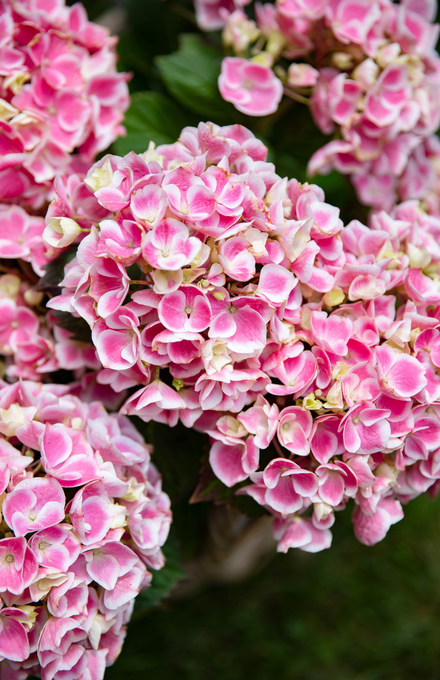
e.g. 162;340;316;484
0;379;171;678
0;265;115;403
0;0;129;209
44;121;440;554
0;0;440;672
194;0;440;212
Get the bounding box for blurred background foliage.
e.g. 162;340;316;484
83;0;365;219
107;492;440;680
74;1;440;676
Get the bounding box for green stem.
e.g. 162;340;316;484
283;87;310;107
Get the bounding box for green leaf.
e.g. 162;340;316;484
156;34;242;123
36;245;77;293
190;454;269;518
129;419;212;561
134;530;185;613
113;91;191;155
133;420;207;504
51;311;92;343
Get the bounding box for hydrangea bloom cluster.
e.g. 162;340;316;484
0;204;49;276
46;121;440;554
0;0;129;208
198;0;440;212
0;265;103;387
0;379;171;679
0;165;112;276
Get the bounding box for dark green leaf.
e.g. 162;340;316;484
189;459;230;505
51;311;92;343
190;455;268;518
134;530;185;613
122;0;197;91
130;419;211;560
36;245;77;293
116;33;159;93
113;91;192;155
156;34;242;123
143;420;207;503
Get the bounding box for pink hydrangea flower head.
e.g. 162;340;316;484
193;0;440;212
0;379;171;678
44;120;440;557
0;0;130;210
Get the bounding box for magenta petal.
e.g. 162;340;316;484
209;441;248;487
41;424;72;470
319;471;345;506
0;616;30;662
241;436;260;475
277;520;312;552
288;470;319;497
187;295;212;332
343;419;362;453
158;291;187;331
86;551;120;590
263;458;297;488
387;354;427;397
209;310;237;339
265;477;303;514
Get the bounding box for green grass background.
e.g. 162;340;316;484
107;494;440;680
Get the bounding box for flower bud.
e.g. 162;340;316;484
23;289;44;306
43;217;83;249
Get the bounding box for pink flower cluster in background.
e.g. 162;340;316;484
0;0;129;209
0;264;103;383
0;204;49;276
0;379;171;679
45;121;440;553
194;0;251;31
0;168;114;277
198;0;440;212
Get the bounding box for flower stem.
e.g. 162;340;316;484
273;437;286;458
283;87;310;107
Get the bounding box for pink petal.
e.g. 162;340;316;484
209;441;248;487
265;477;303;514
0;616;29;662
257;264;296;304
